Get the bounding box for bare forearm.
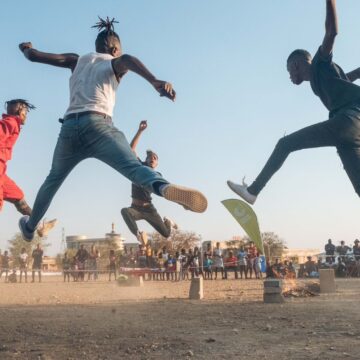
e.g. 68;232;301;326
321;0;338;56
112;54;156;83
325;0;338;37
130;130;143;151
22;48;78;70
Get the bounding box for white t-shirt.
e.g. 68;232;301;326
19;253;28;267
64;52;119;117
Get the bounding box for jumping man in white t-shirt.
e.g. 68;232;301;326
18;17;207;241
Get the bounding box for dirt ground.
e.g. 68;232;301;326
0;276;359;360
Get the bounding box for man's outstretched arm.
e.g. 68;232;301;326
321;0;338;56
19;42;79;72
112;55;176;101
346;67;360;82
130;120;147;155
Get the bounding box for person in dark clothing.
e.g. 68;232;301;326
109;249;117;281
337;240;351;262
62;252;71;282
228;0;360;206
353;239;360;261
325;239;336;263
266;260;275;278
336;257;347;277
0;250;10;282
31;244;43;282
121;121;178;245
75;244;88;281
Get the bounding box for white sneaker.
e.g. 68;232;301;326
164;217;178;230
227;179;257;205
37;219;58;238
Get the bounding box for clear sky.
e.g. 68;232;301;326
1;0;360;255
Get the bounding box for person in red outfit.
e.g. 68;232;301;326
0;99;56;237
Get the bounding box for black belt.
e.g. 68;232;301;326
59;111;112;123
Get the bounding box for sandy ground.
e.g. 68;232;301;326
0;276;359;360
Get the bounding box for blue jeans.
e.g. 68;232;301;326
28;113;168;230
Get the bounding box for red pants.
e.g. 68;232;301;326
0;161;24;211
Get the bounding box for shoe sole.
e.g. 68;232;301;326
163;185;208;213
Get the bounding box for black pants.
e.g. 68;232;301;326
248;106;360;196
121;205;171;238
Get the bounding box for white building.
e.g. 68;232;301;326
66;223;125;250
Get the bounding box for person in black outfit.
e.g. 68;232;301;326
353;239;360;261
75;244;89;281
121;121;178;245
228;0;360;207
32;244;43;282
325;239;336;264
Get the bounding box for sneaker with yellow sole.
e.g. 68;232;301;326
161;184;207;213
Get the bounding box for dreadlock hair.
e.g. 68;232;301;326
287;49;312;64
5;99;36;111
92;16;120;53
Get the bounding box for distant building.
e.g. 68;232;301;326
282;248;321;264
41;256;59;272
202;240;230;251
66;223;125;250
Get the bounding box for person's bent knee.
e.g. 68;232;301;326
160;228;171;238
275;136;292;153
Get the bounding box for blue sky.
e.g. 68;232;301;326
1;0;360;255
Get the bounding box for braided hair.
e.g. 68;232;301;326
5;99;36;111
92;16;121;53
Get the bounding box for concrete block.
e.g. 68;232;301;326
189;277;203;300
264;287;282;294
319;269;336;293
263;293;285;303
263;279;282;288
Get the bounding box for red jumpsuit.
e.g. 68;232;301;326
0;114;24;211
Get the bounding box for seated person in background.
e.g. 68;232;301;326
287;261;296;278
271;258;284;278
8;269;17;283
224;251;238;279
304;256;319;278
283;260;296;279
266;260;275;278
336;257;347;277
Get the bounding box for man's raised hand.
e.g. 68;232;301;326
152;80;176;101
139;120;148;132
19;42;33;53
